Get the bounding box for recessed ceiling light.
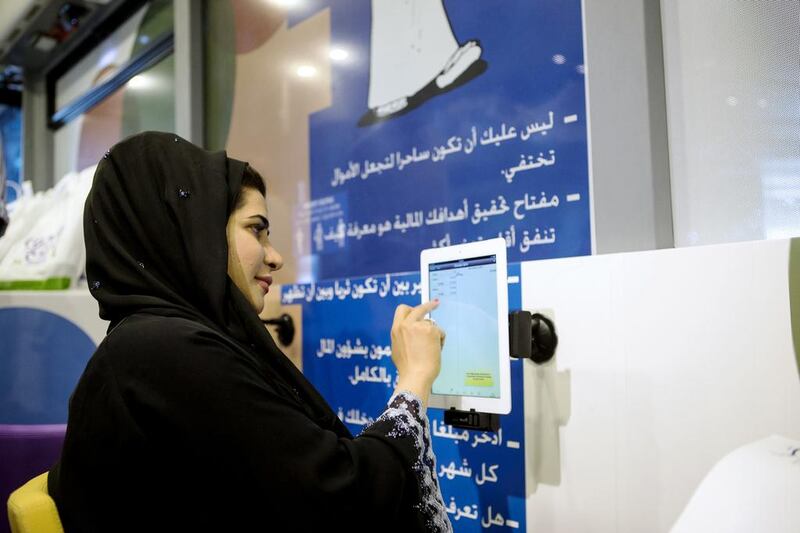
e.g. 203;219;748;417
329;48;348;61
296;65;317;78
270;0;300;7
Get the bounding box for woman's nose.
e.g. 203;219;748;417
265;244;284;271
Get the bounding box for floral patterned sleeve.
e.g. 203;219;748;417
363;390;453;532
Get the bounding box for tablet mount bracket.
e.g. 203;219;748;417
444;407;500;432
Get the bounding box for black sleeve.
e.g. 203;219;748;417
107;319;452;532
361;391;452;532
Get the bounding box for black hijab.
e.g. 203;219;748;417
84;130;343;430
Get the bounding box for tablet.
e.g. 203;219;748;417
420;237;511;415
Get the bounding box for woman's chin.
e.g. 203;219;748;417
250;289;266;314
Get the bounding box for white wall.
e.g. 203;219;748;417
0;290;107;343
521;238;800;532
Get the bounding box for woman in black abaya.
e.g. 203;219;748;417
48;131;452;532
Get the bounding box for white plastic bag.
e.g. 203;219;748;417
0;181;48;260
0;165;95;289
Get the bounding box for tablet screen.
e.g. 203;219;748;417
429;254;500;398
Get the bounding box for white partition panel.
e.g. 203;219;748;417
521;238;800;532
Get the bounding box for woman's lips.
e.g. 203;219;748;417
256;276;272;294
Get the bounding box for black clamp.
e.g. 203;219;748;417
444;407;500;432
262;313;295;346
509;310;558;364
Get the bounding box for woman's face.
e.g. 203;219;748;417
226;187;284;313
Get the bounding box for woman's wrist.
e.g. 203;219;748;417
395;376;431;410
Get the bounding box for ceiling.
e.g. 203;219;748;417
0;0;121;85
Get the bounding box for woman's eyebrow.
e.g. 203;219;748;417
246;215;269;228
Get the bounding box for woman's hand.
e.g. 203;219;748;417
391;300;445;408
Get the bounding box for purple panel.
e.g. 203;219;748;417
1;424;66;533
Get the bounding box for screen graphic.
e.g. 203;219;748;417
429;255;500;398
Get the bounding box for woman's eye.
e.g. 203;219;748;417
250;224;270;237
